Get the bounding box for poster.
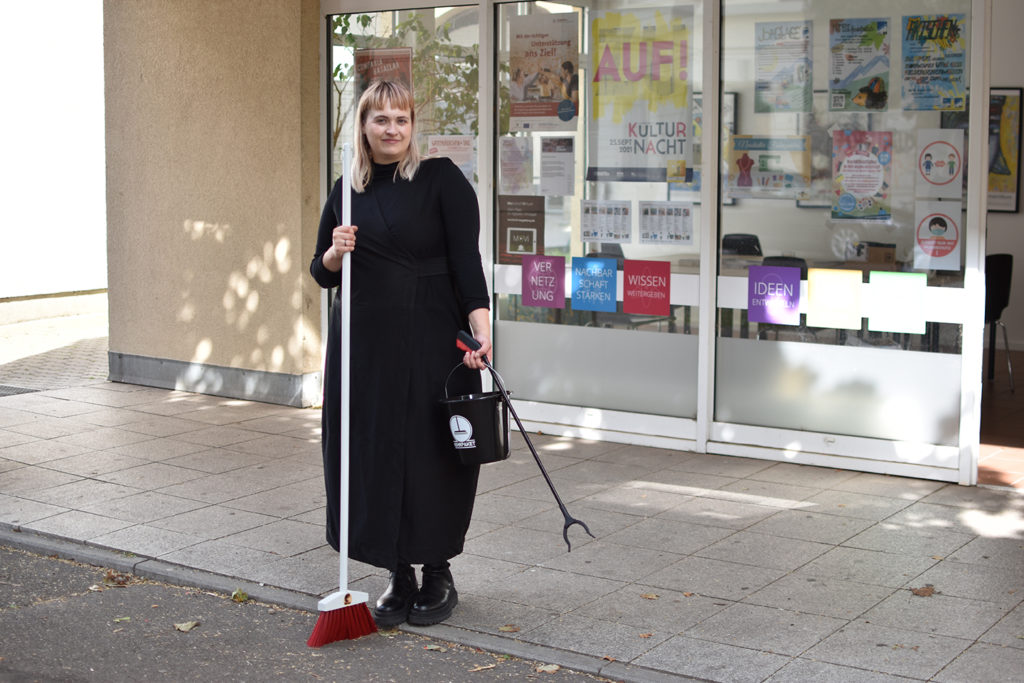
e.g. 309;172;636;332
540;137;575;196
728;136;811;199
498;137;533;195
638;201;693;245
913;200;962;271
623;260;671;316
571;257;618;312
754;21;813;113
828;18;890;112
426;135;474;182
521;255;565;309
509;13;580;132
901;14;967;111
497;195;545;265
747;265;801;326
988;88;1022;212
581;200;631;243
354;48;413;95
832;129;893;221
914;129;964;199
587;6;693;182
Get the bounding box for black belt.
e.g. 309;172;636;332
417;257;449;277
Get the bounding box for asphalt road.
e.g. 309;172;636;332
0;546;612;682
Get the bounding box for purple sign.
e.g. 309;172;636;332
748;265;801;325
522;255;565;308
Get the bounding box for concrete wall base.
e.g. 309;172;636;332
108;352;321;408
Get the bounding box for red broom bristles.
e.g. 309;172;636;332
307;602;377;647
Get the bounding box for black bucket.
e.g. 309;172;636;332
440;364;510;466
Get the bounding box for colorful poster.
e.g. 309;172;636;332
748;265;801;326
540;137;575;196
638;201;693;245
988;89;1022;212
915;129;964;199
498;137;533;195
498;195;545;265
521;255;565;308
571;257;618;312
829;18;890;112
426;135;474;182
354;48;413;95
728;136;811;199
913;201;962;271
754;21;813;113
832;130;893;221
509;13;580;132
623;260;671;316
901;15;967;111
581;200;631;243
587;6;693;182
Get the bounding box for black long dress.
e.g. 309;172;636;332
309;157;490;571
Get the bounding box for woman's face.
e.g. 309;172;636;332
362;103;412;164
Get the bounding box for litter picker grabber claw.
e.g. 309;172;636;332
456;331;595;552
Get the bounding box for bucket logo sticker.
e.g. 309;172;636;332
449;415;476;449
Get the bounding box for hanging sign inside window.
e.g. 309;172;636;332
521;255;565;309
747;265;801;326
571;257;617;312
623;260;671;316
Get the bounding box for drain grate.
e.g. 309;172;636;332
0;385;40;397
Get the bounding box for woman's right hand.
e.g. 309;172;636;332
322;225;357;272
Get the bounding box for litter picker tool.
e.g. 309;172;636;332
456;331;595;551
308;143;377;646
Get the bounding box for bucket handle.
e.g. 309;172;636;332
443;361;508;400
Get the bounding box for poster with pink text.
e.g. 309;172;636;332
832;129;892;222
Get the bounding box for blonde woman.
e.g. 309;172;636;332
310;80;491;628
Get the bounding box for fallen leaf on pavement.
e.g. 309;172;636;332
640;593;659;600
498;625;520;633
113;617;130;623
174;621;200;632
683;592;695;597
88;585;103;592
639;633;653;638
602;656;616;662
536;664;560;674
910;585;935;597
104;570;130;587
231;589;248;603
469;664;496;672
424;644;447;652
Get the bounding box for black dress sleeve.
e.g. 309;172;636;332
437;159;490;315
309;177;345;289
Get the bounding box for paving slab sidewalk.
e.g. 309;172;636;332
1;321;1023;682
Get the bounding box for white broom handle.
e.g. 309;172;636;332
339;142;352;591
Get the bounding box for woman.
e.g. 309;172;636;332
309;80;491;628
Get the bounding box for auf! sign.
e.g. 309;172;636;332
594;40;688;82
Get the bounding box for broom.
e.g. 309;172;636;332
308;143;377;646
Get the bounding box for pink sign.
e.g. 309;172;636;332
521;255;565;308
623;260;670;316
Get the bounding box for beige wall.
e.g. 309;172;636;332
105;1;322;390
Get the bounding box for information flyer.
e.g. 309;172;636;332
638;201;693;245
913;200;962;270
539;137;575;196
426;135;475;183
832;130;893;221
509;13;580;131
571;257;618;313
727;136;811;199
497;195;545;265
581;200;631;243
521;255;565;309
914;129;964;199
828;18;890;112
623;260;671;316
901;14;967;111
498;137;533;195
587;6;693;182
754;20;813;113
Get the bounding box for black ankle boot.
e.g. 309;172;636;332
408;562;457;626
373;564;417;628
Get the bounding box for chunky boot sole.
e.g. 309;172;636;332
407;590;458;626
372;605;410;628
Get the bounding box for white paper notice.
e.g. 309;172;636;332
638;201;694;245
499;137;534;195
540;137;575;196
581;200;631;243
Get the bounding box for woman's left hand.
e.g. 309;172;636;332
462;333;492;370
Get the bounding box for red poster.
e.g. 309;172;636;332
623;260;671;316
354;48;413;95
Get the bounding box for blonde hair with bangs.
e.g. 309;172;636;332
352;80;421;193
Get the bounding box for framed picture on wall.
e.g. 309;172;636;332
797;90;870;208
941;87;1022;213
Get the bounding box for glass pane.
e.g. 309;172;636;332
717;0;972;442
494;0;705;418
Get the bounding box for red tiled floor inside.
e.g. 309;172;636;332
979;349;1024;489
